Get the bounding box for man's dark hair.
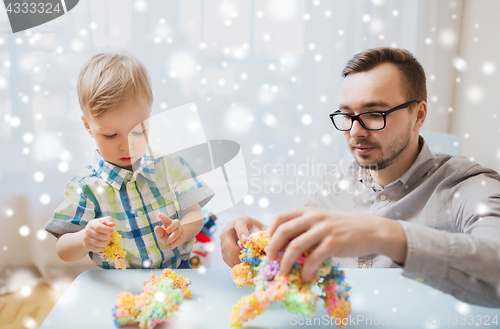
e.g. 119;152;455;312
342;47;427;103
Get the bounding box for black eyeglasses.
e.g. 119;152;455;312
329;100;419;131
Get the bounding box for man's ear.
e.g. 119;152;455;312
414;101;427;131
81;115;93;137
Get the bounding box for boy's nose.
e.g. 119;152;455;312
119;138;130;152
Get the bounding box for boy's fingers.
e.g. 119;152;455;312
103;217;115;226
91;228;112;241
93;217;115;234
168;232;184;249
154;225;167;239
89;237;108;250
89;224;111;239
166;219;180;234
99;216;115;226
168;238;180;250
97;223;115;235
165;229;181;245
158;213;173;227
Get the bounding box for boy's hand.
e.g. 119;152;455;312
82;216;115;253
154;213;187;250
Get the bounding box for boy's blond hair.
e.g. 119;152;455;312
77;52;153;117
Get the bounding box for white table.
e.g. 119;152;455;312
40;268;500;329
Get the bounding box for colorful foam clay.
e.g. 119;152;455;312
230;231;351;328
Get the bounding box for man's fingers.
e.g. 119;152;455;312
268;208;308;236
226;256;236;267
267;212;317;261
220;215;267;268
278;225;324;276
233;215;253;242
301;238;335;282
224;239;242;266
220;222;242;268
158;213;173;227
221;247;240;268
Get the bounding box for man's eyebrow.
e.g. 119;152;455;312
338;101;391;110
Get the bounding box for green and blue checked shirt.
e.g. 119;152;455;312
45;148;214;269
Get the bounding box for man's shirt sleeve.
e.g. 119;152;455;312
399;168;500;307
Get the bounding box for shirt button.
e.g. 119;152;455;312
147;241;153;247
137;211;144;217
415;276;426;283
404;184;409;190
128;182;134;189
361;264;369;268
380;194;387;201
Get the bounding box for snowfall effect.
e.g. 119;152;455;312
0;0;499;303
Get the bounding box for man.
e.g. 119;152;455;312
220;47;500;307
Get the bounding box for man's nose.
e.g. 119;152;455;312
349;119;368;139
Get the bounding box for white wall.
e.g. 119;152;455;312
450;0;500;173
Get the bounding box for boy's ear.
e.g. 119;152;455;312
81;115;93;137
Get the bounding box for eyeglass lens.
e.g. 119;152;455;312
333;112;385;131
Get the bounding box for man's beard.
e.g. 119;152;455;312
352;128;412;171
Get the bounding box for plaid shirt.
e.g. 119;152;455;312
45;148;214;269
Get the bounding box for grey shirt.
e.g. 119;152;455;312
305;136;500;307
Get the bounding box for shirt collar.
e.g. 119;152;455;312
359;136;437;189
91;147;156;190
135;146;156;182
397;136;437;186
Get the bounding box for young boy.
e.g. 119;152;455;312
44;52;214;269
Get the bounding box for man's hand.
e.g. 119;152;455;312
154;213;187;250
267;207;407;281
82;216;115;253
220;215;268;267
